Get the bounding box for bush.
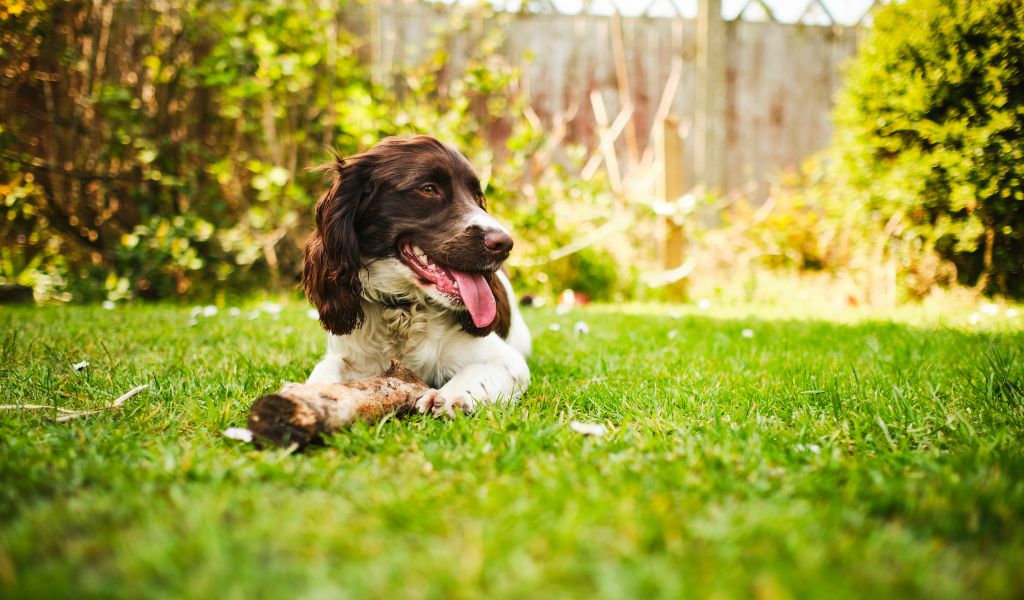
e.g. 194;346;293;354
0;1;607;302
0;0;383;300
831;0;1024;297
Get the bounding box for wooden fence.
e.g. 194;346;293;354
368;0;865;199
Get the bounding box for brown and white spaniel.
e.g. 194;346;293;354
303;135;531;417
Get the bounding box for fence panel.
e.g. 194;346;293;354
372;1;862;198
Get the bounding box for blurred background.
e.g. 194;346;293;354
1;0;1021;307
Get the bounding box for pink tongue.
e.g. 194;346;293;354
449;269;496;328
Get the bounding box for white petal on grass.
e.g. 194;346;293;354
223;427;254;443
697;298;712;310
260;302;283;315
202;305;218;317
1007;308;1019;318
794;442;822;455
570;420;607;437
228;307;242;317
668;329;678;340
102;300;115;310
573;321;589;336
980;303;999;315
741;328;755;338
72;361;89;372
969;312;981;324
187;319;198;327
306;308;320;320
247;311;261;321
190;306;202;318
548;323;561;332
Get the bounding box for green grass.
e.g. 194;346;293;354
1;300;1023;598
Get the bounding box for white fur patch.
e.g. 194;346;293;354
463;209;510;237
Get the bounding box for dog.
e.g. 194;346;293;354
302;135;531;417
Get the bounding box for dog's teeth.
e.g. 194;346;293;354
413;246;426;259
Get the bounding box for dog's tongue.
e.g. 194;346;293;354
450;269;496;328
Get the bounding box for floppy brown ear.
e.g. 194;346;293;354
303;154;376;336
459;273;511;338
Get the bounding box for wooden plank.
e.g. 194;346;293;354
695;0;726;194
659;115;688;301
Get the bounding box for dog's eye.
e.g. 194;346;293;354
418;184;439;196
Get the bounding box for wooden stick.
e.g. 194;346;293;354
247;359;430;449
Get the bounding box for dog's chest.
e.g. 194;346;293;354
379;306;424;352
369;306;452;386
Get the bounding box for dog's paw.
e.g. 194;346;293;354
415;389;476;418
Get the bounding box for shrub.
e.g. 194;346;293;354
0;1;608;302
831;0;1024;297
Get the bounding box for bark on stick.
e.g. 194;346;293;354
247;359;429;449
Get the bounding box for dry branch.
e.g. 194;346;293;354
247;359;430;449
1;384;149;422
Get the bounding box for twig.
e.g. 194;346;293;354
508;220;620;268
610;15;639;166
641;255;698;287
639;58;684;170
1;384;150;422
0;404;80;413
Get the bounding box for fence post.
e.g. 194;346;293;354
659;115;688;301
696;0;726;195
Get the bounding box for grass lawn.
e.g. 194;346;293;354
1;299;1023;598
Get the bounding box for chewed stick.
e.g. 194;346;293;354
246;359;430;449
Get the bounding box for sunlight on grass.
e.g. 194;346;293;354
1;300;1022;598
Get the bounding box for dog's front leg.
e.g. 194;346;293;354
416;339;530;418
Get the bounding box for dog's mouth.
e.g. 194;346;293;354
398;241;496;328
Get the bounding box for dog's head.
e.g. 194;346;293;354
303;135;512;337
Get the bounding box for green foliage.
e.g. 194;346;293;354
0;1;601;301
733;157;960;302
831;0;1024;297
0;0;381;300
543;247;629;301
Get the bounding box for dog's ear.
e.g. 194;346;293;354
303;154;376;336
458;273;511;338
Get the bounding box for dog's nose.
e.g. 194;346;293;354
483;229;513;255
